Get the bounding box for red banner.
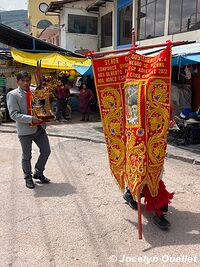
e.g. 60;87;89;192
92;44;171;197
125;44;171;197
92;54;128;189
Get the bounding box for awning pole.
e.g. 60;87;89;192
36;60;42;87
86;40;189;58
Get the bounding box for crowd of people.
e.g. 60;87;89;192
44;75;97;122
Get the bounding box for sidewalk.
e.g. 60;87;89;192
1;111;200;164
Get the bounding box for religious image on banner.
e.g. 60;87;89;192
125;84;139;125
27;88;55;126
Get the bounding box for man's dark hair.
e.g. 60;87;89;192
16;71;31;81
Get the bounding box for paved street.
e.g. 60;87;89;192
0;114;200;266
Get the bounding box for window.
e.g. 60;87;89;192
37;20;52;29
138;0;166;40
101;12;112;48
68;15;97;35
118;3;133;45
169;0;200;34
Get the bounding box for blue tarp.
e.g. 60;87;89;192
74;65;93;75
172;54;200;66
140;43;200;67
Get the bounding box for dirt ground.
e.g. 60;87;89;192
0;132;199;267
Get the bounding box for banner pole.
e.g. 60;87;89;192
137;189;142;239
131;28;136;47
131;28;143;240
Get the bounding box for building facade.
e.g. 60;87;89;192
28;0;58;37
38;27;59;46
47;0;200;111
47;0;200;51
47;0;100;52
91;0;200;111
97;0;200;49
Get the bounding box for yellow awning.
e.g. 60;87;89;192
11;49;91;70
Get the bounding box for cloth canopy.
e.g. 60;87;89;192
171;43;200;66
11;49;91;72
172;54;200;66
139;42;200;66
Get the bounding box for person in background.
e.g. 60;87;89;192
6;71;51;189
78;83;94;121
55;80;70;121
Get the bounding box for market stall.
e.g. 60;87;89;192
11;49;92;73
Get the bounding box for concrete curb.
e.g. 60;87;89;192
0;129;105;144
47;133;105;144
166;153;200;165
0;129;16;134
1;128;200;165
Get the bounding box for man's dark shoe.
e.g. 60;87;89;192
123;189;138;210
153;214;170;230
33;174;51;183
25;179;35;189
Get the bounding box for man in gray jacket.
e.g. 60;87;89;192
7;71;51;189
